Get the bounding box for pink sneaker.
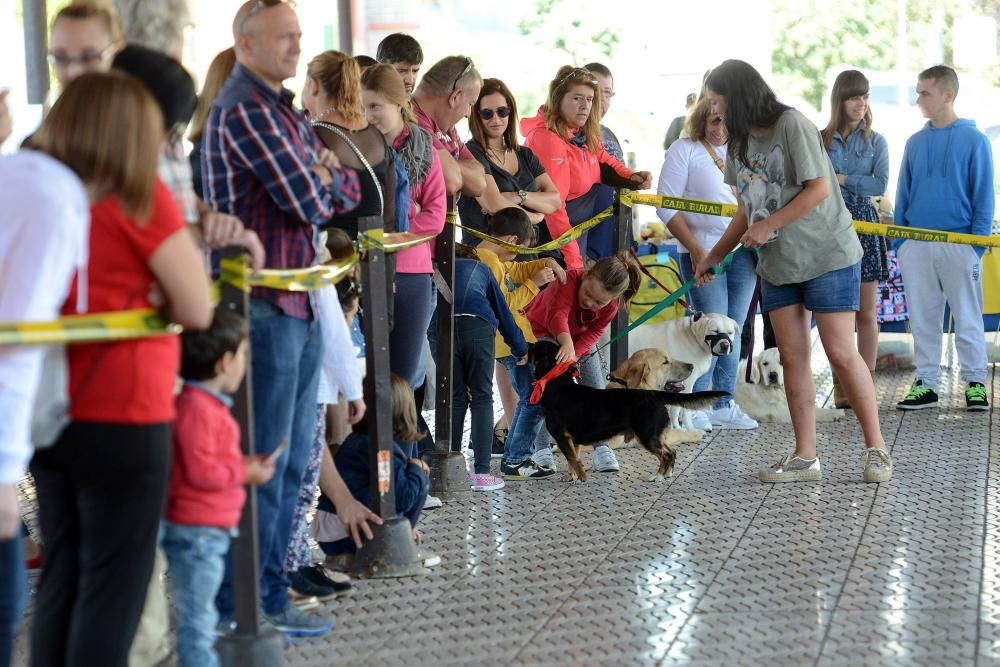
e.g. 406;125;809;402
469;473;505;492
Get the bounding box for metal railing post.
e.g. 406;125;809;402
610;194;632;368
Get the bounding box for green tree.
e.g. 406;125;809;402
519;0;621;63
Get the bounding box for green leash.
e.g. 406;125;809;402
581;246;753;363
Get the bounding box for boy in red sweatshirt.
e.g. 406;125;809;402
160;307;275;667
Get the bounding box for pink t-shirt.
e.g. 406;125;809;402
411;99;475;162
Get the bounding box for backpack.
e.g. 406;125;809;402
628;247;686;325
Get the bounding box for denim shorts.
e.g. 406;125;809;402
761;262;861;313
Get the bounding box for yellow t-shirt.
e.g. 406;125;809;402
475;247;548;358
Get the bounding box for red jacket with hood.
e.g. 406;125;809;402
521;108;634;268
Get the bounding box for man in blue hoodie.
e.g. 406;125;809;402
895;65;994;411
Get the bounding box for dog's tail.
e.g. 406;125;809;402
655;390;729;410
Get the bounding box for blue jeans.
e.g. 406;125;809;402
390;273;434;388
451;317;497;474
161;523;232;667
761;261;861;314
0;534;25;667
499;354;542;466
216;298;322;617
679;251;757;407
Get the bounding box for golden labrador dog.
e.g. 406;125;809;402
736;347;846;423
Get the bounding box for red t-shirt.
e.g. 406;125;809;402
524;269;618;357
63;181;186;423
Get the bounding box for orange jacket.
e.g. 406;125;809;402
521;108;633;268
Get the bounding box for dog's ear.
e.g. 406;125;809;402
692;311;704;322
750;356;762;384
623;359;647;388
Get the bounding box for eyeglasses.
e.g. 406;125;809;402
601;89;616;99
451;56;474;92
236;0;295;34
558;67;598;88
478;106;510;121
47;43;116;69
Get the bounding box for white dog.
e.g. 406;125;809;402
628;311;741;435
735;347;846;423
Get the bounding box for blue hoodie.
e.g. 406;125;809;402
894;118;995;255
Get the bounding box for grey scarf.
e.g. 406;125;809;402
397;122;434;186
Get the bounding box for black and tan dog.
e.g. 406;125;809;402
529;341;727;481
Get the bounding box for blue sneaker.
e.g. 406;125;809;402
264;606;335;637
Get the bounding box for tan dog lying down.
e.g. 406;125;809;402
606;348;703;448
736;348;846;423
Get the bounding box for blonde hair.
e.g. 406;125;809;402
544;66;603;152
189;47;236;143
586;252;642;306
33;71;162;221
683;97;716;142
361;64;415;124
389;374;425;442
53;0;123;43
307;51;364;126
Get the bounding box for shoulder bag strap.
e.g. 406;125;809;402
313;121;384;215
701;139;738;199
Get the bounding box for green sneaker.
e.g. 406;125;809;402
896;380;938;410
966;382;989;412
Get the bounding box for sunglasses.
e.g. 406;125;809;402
558;67;598;88
452;56;474;91
479;106;510;121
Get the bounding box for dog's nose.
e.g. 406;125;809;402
768;372;779;383
719;341;731;354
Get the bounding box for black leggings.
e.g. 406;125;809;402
29;421;171;667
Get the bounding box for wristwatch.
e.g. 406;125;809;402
517;189;528;205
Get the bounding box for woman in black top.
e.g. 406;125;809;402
458;78;561;244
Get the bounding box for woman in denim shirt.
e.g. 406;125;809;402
822;70;889;407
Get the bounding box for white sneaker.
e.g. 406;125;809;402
423;494;442;509
592;445;620;472
690;410;712;431
531;447;556;471
711;403;759;430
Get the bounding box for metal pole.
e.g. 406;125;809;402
610;193;632;368
427;197;470;493
22;0;48;105
216;247;284;667
351;216;423;578
337;0;353;55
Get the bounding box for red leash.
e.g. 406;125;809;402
529;360;577;405
629;248;688;310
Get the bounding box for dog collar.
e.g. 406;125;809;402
606;374;627;387
529;361;578;405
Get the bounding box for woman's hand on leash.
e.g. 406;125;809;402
693;256;717;287
0;484;18;540
555;341;577;364
345;398;366;425
740;219;776;249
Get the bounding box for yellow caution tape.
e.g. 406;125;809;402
853;221;1000;248
447;205;616;255
219;254;358;292
0;309;180;346
621;191;740;218
358;230;436;253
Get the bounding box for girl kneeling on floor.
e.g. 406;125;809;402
312;374;434;570
502;252;641;479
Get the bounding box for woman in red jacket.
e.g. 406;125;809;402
521;66;652;269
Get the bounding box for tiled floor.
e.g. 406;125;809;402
12;336;999;666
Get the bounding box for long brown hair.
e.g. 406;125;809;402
586;252;641;306
822;70;872;150
52;0;123;43
33;71;162;221
469;78;519;151
544;66;603;152
307;50;364;126
354;373;426;442
189;47;236;143
360;64;415;124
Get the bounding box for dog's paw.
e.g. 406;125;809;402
646;473;668;483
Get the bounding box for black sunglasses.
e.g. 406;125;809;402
479;106;510;121
452;57;474;91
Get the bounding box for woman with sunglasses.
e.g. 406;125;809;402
458;78;561;243
657;98;758;431
521;66;652;269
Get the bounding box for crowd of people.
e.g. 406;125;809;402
0;0;994;666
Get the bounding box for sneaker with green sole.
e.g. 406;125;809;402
896;380;938;410
862;447;893;483
758;454;821;483
966;382;989;411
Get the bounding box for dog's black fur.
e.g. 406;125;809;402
530;341;728;481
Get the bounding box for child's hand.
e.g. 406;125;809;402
409;458;431;475
555;341;577;364
245;456;276;485
545;258;567;284
516;354;529;366
531;266;556;287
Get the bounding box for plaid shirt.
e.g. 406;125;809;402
202;64;361;319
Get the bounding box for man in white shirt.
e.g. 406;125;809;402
0;150;90;665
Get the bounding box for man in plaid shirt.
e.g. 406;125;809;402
202;0;366;637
